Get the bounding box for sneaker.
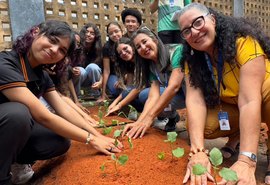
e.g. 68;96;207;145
153;117;169;130
165;114;180;132
11;163;34;184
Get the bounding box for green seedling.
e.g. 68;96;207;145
111;119;119;126
192;147;238;184
98;107;105;127
103;100;110;113
100;154;128;174
157;152;165;160
161;131;184;161
102;127;112;135
118;111;128;118
127;105;138;120
113;129;123;147
128;137;133;149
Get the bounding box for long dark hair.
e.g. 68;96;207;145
79;22;102;66
13;20;75;57
180;3;270;107
131;27;170;89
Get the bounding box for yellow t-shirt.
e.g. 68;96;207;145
185;36;270;104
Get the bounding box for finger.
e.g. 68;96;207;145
190;174;196;185
140;126;148;138
183;168;191;183
195;175;201;185
207;172;215;182
115;140;123;148
217;179;227;185
201;174;207;185
133;126;144;139
122;125;132;137
102;148;112;155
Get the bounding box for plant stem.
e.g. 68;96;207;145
170;143;174;161
114;161;118;174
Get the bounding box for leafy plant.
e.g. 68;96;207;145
103;100;110;113
127;105;138;121
111;119;119;126
192;147;238;184
98;107;105;127
158;131;184;161
102;127;112;135
100;154;128;174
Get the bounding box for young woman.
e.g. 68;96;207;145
106;37;149;116
175;3;270;184
98;22;123;102
0;20;122;185
72;22;103;98
122;27;185;138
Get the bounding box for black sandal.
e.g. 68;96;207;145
220;143;240;159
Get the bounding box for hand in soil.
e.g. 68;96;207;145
183;152;213;184
90;135;123;155
218;159;256;185
122;120;151;139
83;115;99;127
105;104;121;117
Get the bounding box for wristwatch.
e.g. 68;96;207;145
239;151;257;162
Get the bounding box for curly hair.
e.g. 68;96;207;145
13;20;75;57
179;3;270;107
79;22;103;67
131;27;170;89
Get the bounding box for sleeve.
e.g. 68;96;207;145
149;71;158;82
169;44;183;69
103;42;110;58
235;36;266;66
184;0;192;5
43;70;55;93
0;52;26;91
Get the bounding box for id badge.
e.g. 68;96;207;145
164;104;172;111
218;111;230;130
169;0;175;7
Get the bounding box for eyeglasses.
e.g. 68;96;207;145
180;13;209;39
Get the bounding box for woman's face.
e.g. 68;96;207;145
133;33;158;61
178;7;216;53
117;43;134;62
85;27;95;44
29;32;70;67
108;24;122;43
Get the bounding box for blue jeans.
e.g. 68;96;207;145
107;74;121;98
73;63;101;95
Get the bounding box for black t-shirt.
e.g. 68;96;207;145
0;50;55;103
102;41;116;75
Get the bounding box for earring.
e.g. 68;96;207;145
190;49;194;56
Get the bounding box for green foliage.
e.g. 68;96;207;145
114;129;122;138
101;154;129;174
157;152;165;160
219;167;238;182
172;147;184;158
118;155;128;165
111;119;119;126
100;164;105;171
102;127;112;135
209;147;223;167
192;164;207;176
103;100;110;113
164;132;178;143
128;137;133;149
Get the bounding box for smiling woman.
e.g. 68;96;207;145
0;20;123;185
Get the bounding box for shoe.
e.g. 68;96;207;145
153;117;169;130
11;163;34;184
164;114;180;132
220;143;240;159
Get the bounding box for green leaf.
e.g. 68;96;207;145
128;137;133;149
111;154;117;161
98;108;103;118
103;127;112;135
118;111;128;118
99;119;105;127
164;132;178;143
192;164;207;176
111;119;119;126
157;152;165;160
100;164;105;171
114;130;122;138
209;147;223;167
219;167;238;182
172;147;184;158
118;155;128;165
114;139;119;147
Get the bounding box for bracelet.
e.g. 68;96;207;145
85;132;92;145
188;148;209;160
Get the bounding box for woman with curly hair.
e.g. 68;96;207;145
122;27;186;138
174;2;270;184
72;22;103;98
0;20;122;184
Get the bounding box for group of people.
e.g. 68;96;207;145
1;1;270;185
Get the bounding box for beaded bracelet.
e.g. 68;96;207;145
188;148;209;160
85;132;92;145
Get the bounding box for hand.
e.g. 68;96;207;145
84;115;99;127
89;134;123;155
183;152;214;185
76;102;90;114
92;82;101;90
72;67;81;76
114;81;121;89
122;119;152;139
218;158;256;185
105;104;121;117
97;95;107;103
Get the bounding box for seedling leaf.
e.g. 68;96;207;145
128;137;133;149
100;164;105;171
157;152;165;160
114;130;122;138
192;164;207;176
172;147;184;158
103;127;112;135
209;147;223;167
111;119;119;126
111;154;117;161
219;167;238;182
118;155;128;165
164;132;177;143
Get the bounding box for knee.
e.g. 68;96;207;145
87;64;101;73
55;138;71;156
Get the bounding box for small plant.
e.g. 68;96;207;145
103;100;110;113
192;147;238;184
127;105;138;121
98;106;105;127
158;131;184;161
111;119;119;126
100;154;128;175
118;111;128;118
102;127;112;135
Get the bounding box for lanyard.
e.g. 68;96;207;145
155;68;168;87
204;50;223;104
